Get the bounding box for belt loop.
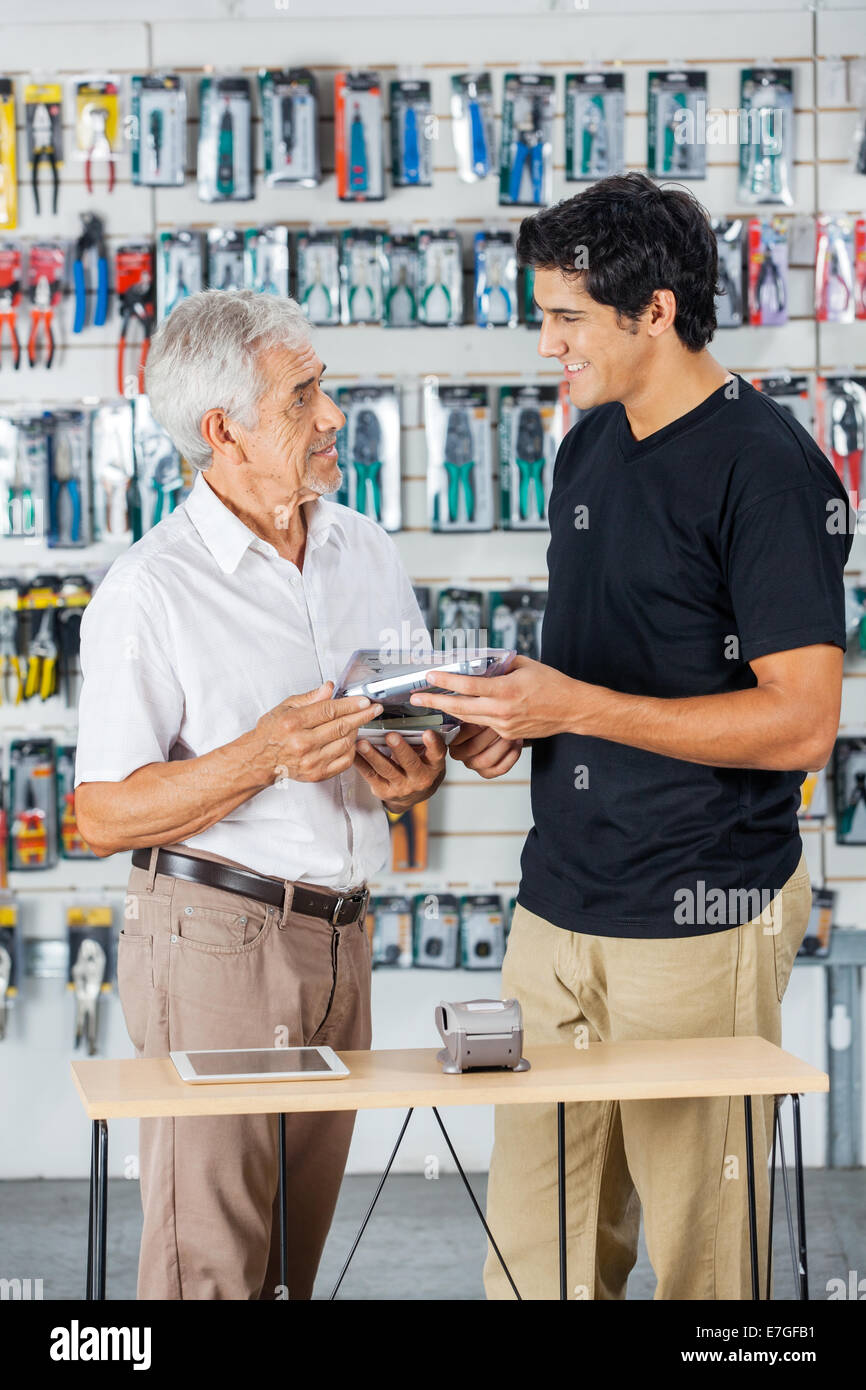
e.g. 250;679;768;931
278;881;295;931
146;846;159;893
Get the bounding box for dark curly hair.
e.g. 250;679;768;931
516;173;718;351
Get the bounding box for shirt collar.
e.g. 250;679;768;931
184;470;348;574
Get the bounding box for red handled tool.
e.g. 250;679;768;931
0;244;22;370
116;245;155;397
26;243;64;370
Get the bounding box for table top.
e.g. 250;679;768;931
71;1036;829;1120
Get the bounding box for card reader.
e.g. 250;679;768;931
434;997;530;1074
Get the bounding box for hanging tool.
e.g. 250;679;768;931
0;607;23;705
479;259;512;326
443;410;475;524
12;786;48;866
217;99;234;197
756;238;786;320
51;426;84;544
0;244;21;370
465;77;489;178
717;258;741;322
349;104;368;194
352;408;383;522
402;104;420;185
515;408;546;521
117;247;155;396
581;93;607;177
72;937;106;1056
152;455;183;523
84;105;115;194
147;108;163;177
663;90;689;174
277;93;295;169
31;102;60;215
24;607;57;701
27;244;64;369
385;262;416;324
831;388;864;504
509;97;545;204
302;254;337;321
421;253;452;323
73;213;109;334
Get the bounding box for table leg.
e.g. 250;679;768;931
431;1107;521;1301
557;1101;567;1302
278;1114;288;1293
329;1108;414;1300
791;1094;809;1301
766;1096;779;1300
86;1120;97;1299
90;1119;108;1301
743;1095;760;1300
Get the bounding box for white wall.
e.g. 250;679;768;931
0;2;864;1178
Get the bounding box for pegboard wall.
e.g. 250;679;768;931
0;4;864;1176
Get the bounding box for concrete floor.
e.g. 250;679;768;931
1;1171;862;1300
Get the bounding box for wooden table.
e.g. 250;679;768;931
72;1035;828;1302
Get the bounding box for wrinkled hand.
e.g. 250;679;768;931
354;730;447;812
447;721;523;779
410;654;580;742
254;682;383;784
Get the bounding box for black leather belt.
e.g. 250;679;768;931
131;848;369;927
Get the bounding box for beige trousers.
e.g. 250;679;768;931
484;851;812;1301
117;851;372;1300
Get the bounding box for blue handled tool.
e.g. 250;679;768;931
509;98;544;204
349;104;368;193
467;80;489;177
73;214;108;334
402;105;420;184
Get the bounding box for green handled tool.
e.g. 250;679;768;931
581;94;607;177
442;409;475;525
663;90;688;174
515;408;546;522
216;99;234;196
352;408;383;522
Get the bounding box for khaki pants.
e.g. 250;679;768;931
484;852;812;1301
117;852;372;1301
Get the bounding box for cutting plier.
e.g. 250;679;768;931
750;99;785;200
51;429;83;544
302;256;337;322
349;104;368;194
0;278;20;369
442;410;475;525
27;277;56;368
465;78;489;178
352;408;383;522
217;100;234;196
478;260;511;326
118;277;155;396
663;91;689;173
421;255;452;324
31;103;60;215
515;408;546;521
84;105;115;194
509;98;545;204
756;241;786;319
73;214;109;334
831;389;863;503
385;264;417;324
347;260;378;322
818;245;852;320
581;94;607;177
24;607;57;701
0;608;23;704
402;105;420;184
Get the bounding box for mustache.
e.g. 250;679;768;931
308;436;337;456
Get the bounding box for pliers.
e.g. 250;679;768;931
73;214;109;334
31;102;60;215
349;104;368;194
118;278;155;396
28;277;56;369
581;94;607;177
756;242;786;319
515;408;546;521
352;408;383;522
84;105;115;194
464;78;489;178
0;278;20;369
148;109;163;177
385;263;416;324
442;410;475;524
51;426;83;545
217;100;234;197
401;105;420;184
509;98;544;204
831;388;863;503
663;91;689;173
0;607;23;705
421;254;452;323
23;607;57;701
478;260;512;326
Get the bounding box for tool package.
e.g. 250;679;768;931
130;394;188;538
499;384;562;529
450;71;495;183
739;67;795;206
72;213;108;336
197;74;253;202
207;226;245;290
815;216;856;324
157;228;205;320
25;80;62;215
0;412;50;539
340;227;387;325
499;72;554;207
390;77;433;187
57;744;95;858
565;71;625;181
91;400;134;538
0;79;16;230
259;68;320;187
413;892;460;969
384;230;419;326
333;385;401;531
474;229;518;328
436;587;486;651
712;219;744;328
297;228;340;324
417;228;463;326
130;73;186;187
647;70;707;179
67;904;114;1055
49;410;91;546
371;894;414;967
74;76;119;195
816;376;865;508
0;899;19;1041
335;71;385;202
490;589;546;660
244;226;290;296
459;893;506;970
425;380;494;532
0;243;22;370
116;243;155;396
27;242;64;369
746;217;788;326
751;374;812;432
9;738;57;870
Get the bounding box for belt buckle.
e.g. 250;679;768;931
331;889;367;926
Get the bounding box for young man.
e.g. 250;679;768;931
412;173;853;1299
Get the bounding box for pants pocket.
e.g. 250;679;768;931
117;931;155;1054
772;858;813;1003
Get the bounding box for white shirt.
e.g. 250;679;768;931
75;470;431;889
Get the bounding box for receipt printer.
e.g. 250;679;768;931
434;998;530;1074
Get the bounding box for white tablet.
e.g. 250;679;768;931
170;1045;350;1084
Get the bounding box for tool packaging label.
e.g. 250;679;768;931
425;380;494;532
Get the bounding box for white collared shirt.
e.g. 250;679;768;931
75;470;431;889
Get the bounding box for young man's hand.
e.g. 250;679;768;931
410;655;581;742
448;722;523;779
354;729;447;813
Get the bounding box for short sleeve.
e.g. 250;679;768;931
75;575;184;786
725;484;850;663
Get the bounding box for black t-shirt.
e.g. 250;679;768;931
517;374;853;939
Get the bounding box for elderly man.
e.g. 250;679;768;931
75;289;446;1301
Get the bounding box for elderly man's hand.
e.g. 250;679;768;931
447;721;523;779
253;682;383;784
354;730;447;813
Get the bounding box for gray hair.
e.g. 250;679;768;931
145;288;313;470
